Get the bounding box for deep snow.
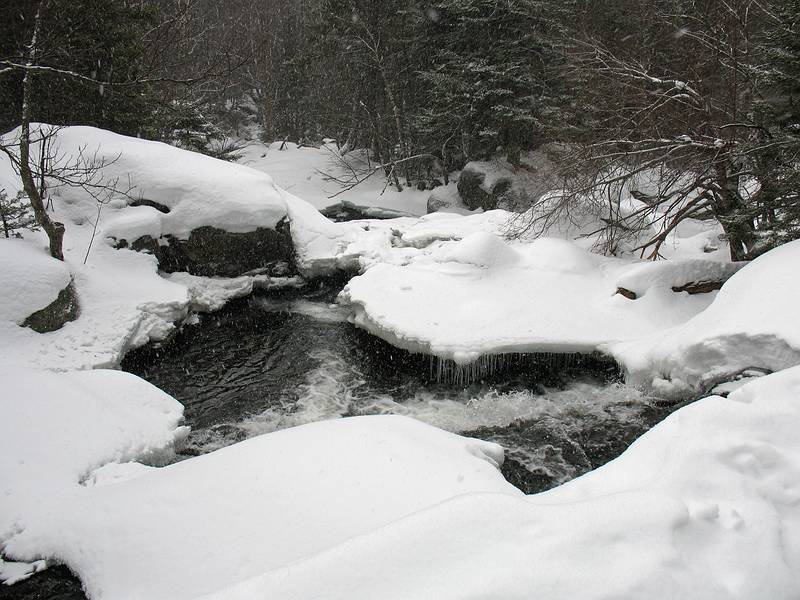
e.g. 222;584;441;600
1;124;800;599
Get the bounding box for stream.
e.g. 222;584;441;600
5;282;685;600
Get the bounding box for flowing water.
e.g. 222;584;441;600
8;284;683;599
122;285;680;492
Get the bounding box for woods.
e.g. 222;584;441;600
1;0;798;260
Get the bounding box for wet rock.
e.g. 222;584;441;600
22;281;79;333
121;220;296;277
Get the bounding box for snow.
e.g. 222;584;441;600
3;416;516;600
0;368;186;569
0;237;71;324
341;235;728;364
610;238;800;395
3;122;800;599
47;126;288;239
0;125;300;371
194;367;800;600
237;139;434;215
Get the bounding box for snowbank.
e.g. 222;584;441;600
43;126;288;239
341;235;726;364
0;126;302;370
0;237;71;324
3;416;516;600
0;368;186;557
237;139;434;215
193;366;800;600
611;238;800;395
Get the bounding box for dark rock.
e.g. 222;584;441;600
129;198;170;213
616;287;637;300
0;565;86;600
22;281;79;333
122;219;296;278
457;167;494;210
671;280;724;295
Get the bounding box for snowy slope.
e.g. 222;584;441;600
0;368;185;549
3;416;516;600
610;238;800;395
238;140;438;215
192;367;800;600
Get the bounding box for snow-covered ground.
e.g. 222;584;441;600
237;139;441;215
2;124;800;599
3;365;799;599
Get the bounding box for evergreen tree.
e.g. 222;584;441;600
416;0;566;167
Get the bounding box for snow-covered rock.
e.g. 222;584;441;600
2;415;516;600
41;126;289;239
341;235;725;364
0;238;72;325
0;368;186;554
610;238;800;395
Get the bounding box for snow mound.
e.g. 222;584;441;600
0;238;71;324
40;126;289;239
433;231;519;268
615;259;743;297
193;366;800;600
611;239;800;394
0;368;186;548
341;237;722;363
3;415;517;600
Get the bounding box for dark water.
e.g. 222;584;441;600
11;286;681;599
121;288;679;492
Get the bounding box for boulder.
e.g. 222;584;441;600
426;185;468;214
120;220;296;278
22;281;79;333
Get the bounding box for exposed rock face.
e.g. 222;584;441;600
120;220;296;278
22;281;79;333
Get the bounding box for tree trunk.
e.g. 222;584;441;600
713;161;756;261
19;1;64;260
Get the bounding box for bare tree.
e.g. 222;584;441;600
520;0;779;261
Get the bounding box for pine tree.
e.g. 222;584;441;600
415;0;566;167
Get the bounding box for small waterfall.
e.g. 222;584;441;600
428;351;620;386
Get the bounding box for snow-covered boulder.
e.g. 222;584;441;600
458;146;562;212
2;415;517;600
341;235;725;366
0;368;186;570
0;238;77;331
610;239;800;395
4;125;297;277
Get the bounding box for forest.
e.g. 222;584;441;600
2;0;799;260
2;2;800;600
